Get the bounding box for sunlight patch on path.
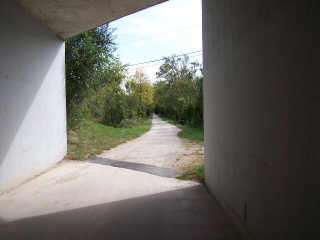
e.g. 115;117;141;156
0;160;198;222
99;115;186;169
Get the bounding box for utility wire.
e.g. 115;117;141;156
130;54;203;69
127;50;203;67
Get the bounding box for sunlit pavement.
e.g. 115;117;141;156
0;116;240;239
0;160;198;221
98;115;186;169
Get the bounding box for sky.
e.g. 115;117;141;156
109;0;203;82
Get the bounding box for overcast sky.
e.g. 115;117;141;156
109;0;202;82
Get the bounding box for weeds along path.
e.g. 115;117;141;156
98;115;202;171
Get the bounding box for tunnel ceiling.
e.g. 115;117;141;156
17;0;167;40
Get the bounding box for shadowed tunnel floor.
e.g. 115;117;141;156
0;185;240;240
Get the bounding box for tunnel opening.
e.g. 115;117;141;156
63;0;205;183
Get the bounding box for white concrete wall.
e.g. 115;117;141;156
0;0;67;191
203;0;317;239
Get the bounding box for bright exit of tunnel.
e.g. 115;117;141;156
63;0;205;182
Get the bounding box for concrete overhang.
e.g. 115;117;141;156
17;0;167;40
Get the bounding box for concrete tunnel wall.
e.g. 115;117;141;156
0;0;67;191
203;0;318;239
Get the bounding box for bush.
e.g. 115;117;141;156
119;119;138;128
118;118;149;128
67;105;92;129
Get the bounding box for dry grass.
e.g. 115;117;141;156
174;138;204;182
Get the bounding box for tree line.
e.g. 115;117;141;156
66;25;203;129
154;55;203;127
66;25;153;129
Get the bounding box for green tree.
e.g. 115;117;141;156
65;25;133;128
125;70;154;118
154;55;203;126
65;25;116;121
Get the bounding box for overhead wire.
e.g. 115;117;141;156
127;50;203;67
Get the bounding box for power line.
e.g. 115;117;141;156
133;55;203;68
130;54;203;70
127;50;203;67
134;62;164;68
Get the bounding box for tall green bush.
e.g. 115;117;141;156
154;55;203;127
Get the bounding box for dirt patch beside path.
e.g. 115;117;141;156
172;139;204;172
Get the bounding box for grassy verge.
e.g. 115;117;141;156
177;125;204;141
159;116;205;182
160;117;204;142
177;164;204;183
66;118;152;160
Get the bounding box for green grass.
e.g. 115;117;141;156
177;164;205;182
160;117;204;142
66;118;152;160
159;116;205;182
177;125;204;141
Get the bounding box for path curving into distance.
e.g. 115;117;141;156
98;115;186;169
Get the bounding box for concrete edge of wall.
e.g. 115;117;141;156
0;157;65;195
205;185;253;240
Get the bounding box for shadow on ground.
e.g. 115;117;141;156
0;185;241;240
87;157;179;178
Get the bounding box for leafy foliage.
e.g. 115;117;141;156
125;70;154;118
66;25;116;109
66;25;153;129
154;55;203;127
